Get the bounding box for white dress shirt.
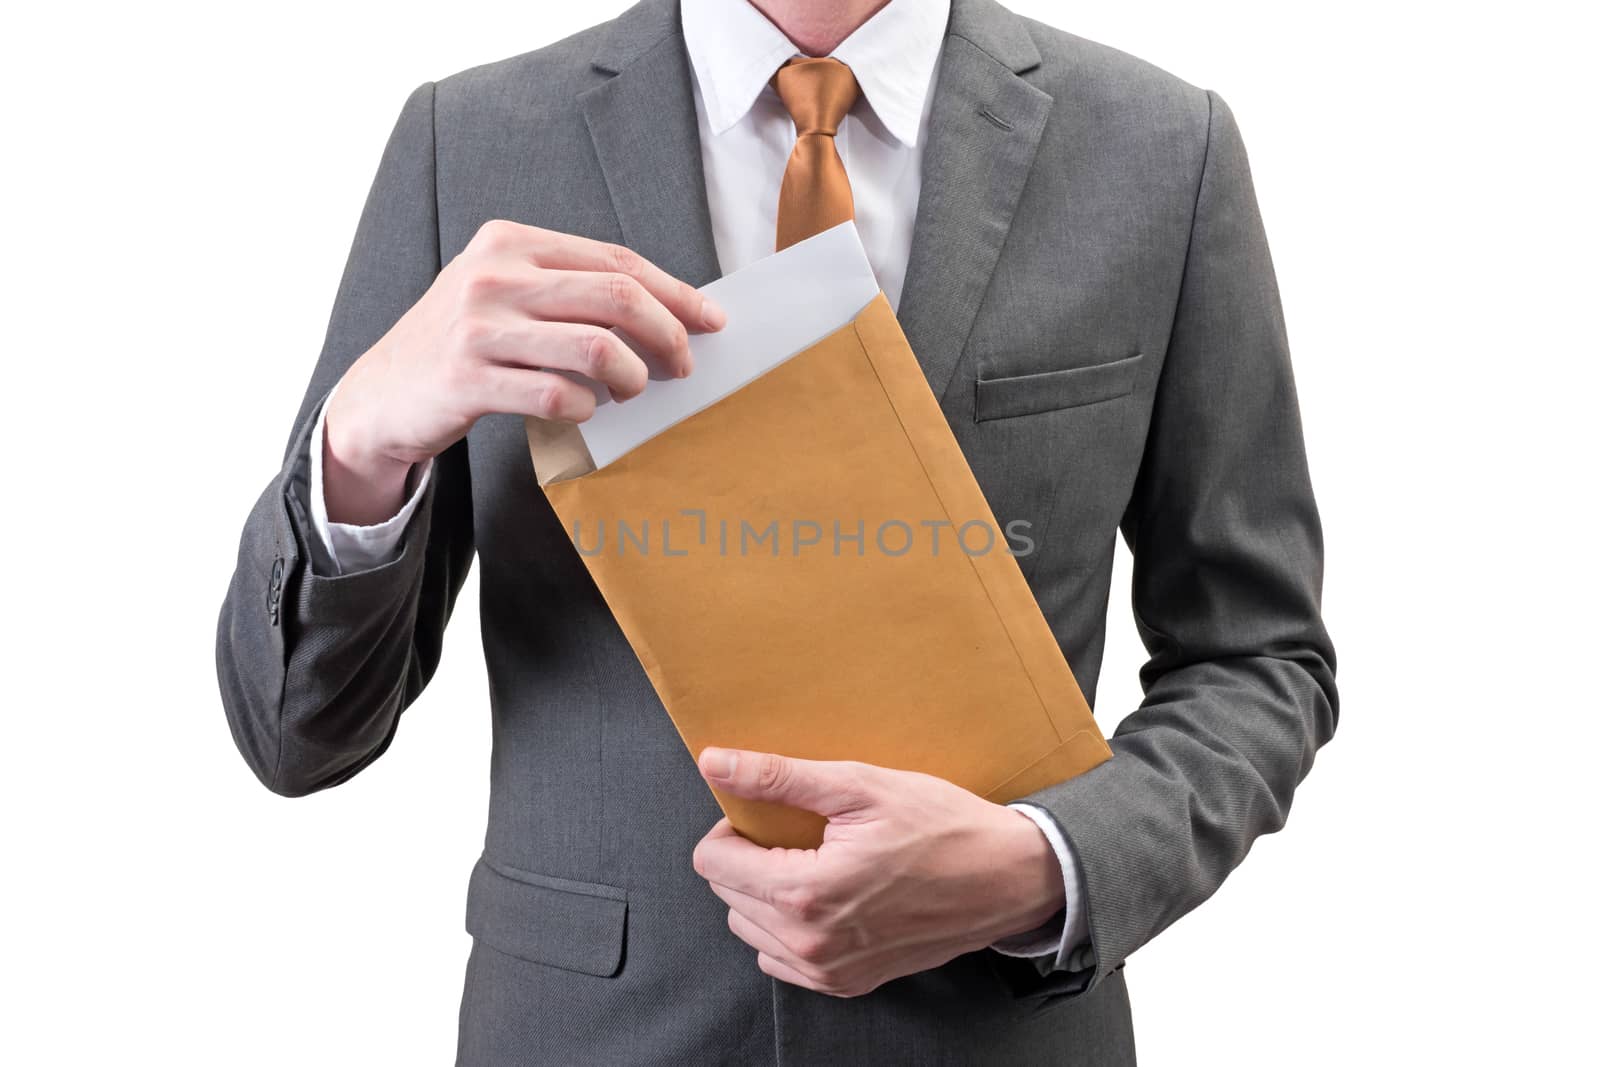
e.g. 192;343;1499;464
305;0;1089;968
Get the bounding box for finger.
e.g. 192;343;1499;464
705;877;789;935
698;748;876;819
524;232;726;337
700;817;738;841
519;269;693;380
726;909;827;980
694;817;750;857
477;319;648;402
757;952;842;996
693;818;811;898
473;365;597;423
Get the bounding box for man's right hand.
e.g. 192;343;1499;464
321;219;727;525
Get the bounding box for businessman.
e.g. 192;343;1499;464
217;0;1337;1062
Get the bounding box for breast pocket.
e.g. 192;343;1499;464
973;352;1144;422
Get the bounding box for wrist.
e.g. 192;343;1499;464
991;806;1067;940
322;382;414;526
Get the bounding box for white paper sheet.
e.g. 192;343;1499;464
575;221;879;470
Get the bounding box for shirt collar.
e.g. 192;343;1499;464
681;0;950;147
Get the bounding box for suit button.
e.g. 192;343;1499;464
267;556;284;624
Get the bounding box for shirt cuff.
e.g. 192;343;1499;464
989;802;1091;968
308;381;432;576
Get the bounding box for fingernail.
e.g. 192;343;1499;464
700;748;737;780
701;297;727;331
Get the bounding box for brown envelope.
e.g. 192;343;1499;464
526;293;1110;849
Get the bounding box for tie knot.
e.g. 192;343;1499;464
772;57;859;137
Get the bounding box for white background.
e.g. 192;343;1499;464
3;1;1594;1063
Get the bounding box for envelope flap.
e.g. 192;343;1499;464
526;417;597;487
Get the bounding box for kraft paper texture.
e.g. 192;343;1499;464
526;293;1110;848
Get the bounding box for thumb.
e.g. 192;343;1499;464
697;748;875;818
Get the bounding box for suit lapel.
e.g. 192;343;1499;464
580;0;722;287
898;0;1052;406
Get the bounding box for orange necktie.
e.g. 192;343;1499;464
772;57;861;251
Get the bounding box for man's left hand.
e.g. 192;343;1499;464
691;747;1066;997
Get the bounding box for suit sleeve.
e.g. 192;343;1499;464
215;81;476;797
1018;90;1339;994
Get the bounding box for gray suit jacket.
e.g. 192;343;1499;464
217;1;1337;1062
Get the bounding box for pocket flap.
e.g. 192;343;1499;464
974;352;1144;422
465;857;628;978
